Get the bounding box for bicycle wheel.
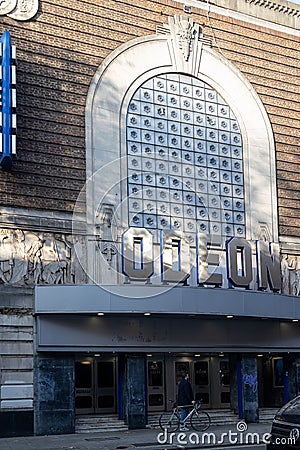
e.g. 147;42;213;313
159;412;180;431
190;410;211;432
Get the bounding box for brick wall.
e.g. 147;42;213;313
0;0;298;237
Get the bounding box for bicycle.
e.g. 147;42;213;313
159;399;211;432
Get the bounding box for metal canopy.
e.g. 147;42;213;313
35;284;300;320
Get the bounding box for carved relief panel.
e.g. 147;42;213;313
281;254;300;296
0;228;86;285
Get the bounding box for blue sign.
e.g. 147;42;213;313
0;30;16;171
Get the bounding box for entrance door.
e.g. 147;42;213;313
95;359;116;413
164;356;191;410
147;358;165;411
164;356;211;410
218;358;231;407
168;355;231;410
193;358;211;407
209;356;231;408
75;357;116;414
149;354;232;412
75;358;94;414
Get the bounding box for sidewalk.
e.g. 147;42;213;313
0;422;271;450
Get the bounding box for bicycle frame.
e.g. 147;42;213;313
159;399;211;432
178;402;200;424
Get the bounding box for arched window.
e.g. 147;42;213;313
127;73;245;241
83;15;277;284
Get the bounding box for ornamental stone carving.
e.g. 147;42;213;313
0;0;17;15
96;204;115;240
101;242;117;266
281;255;300;296
159;14;204;75
0;0;39;20
172;14;196;62
0;228;86;285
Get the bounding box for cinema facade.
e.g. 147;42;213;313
0;0;300;438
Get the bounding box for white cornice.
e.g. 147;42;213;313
177;0;300;36
245;0;300;17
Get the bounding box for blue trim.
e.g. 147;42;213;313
140;237;143;270
121;232;125;276
237;359;243;419
195;232;199;283
144;356;148;423
255;240;260;287
1;30;12;171
226;237;234;288
160;230;164;282
133;237;143;270
117;355;125;420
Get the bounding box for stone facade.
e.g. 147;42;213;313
0;287;34;437
0;0;299;438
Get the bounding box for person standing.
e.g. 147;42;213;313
178;372;195;431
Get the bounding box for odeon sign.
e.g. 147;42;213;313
121;227;281;292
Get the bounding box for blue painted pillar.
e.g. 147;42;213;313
117;354;125;420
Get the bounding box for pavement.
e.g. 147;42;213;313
0;422;272;450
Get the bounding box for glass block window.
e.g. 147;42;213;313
126;74;245;240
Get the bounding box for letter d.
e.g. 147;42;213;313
157;428;168;444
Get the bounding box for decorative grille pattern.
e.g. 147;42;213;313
127;74;245;241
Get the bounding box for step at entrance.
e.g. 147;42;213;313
76;410;240;433
76;415;127;433
148;408;239;429
76;408;276;433
258;408;278;422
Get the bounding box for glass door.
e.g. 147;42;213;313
174;359;192;409
95;359;116;413
175;361;190;385
75;356;116;414
75;358;94;414
193;358;211;407
219;358;231;407
147;358;165;411
209;356;231;408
